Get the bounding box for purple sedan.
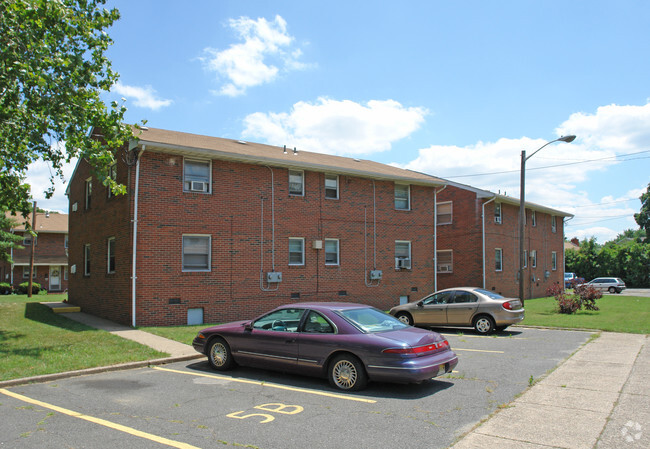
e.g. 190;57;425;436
192;302;458;391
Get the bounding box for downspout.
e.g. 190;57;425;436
132;145;145;328
364;181;379;287
563;215;573;288
260;166;278;291
433;185;447;292
481;196;497;289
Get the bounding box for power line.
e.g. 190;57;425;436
566;214;635;226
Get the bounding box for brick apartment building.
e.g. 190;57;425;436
67;127;570;326
1;212;69;292
434;181;571;299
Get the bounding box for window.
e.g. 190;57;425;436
394;184;410;210
395;241;411;269
107;237;116;273
324;174;338;199
523;250;527;268
551;251;557;271
182;235;211;271
85;178;92;209
64;266;68;281
23;234;36;246
451;291;478;303
253;308;306;332
183;159;211;193
437;250;453;273
84;244;91;276
288;238;305;265
303;311;334;333
494;203;502;224
288;170;304;196
22;266;37;279
324;239;339;265
437;202;452;225
107;163;117;198
531;249;537;268
551;216;557;233
531;210;537;227
495;248;503;272
64;234;69;249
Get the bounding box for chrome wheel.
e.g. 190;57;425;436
608;287;616;293
396;313;413;325
474;316;494;334
207;338;234;371
329;355;367;391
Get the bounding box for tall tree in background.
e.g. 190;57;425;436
0;0;136;218
635;183;650;242
0;211;24;263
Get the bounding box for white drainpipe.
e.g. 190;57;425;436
433;185;447;292
482;196;497;289
132;145;145;327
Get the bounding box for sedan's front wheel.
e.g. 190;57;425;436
474;315;495;335
207;337;235;371
328;354;367;391
395;312;413;326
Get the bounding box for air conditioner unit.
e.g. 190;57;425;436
395;258;410;269
70;265;76;274
438;264;452;272
369;270;383;280
72;202;78;212
494;216;501;224
312;240;323;250
266;272;282;283
190;181;208;192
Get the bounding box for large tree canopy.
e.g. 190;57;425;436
0;0;135;217
634;183;650;242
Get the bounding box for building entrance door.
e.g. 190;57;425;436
49;266;61;291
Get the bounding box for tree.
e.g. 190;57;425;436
0;210;24;263
0;0;137;218
635;183;650;242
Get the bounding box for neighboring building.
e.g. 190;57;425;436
564;238;580;252
434;181;572;299
67;127;571;326
1;212;69;292
67;127;446;326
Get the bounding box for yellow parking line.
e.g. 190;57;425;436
152;366;377;404
454;348;504;354
441;333;526;340
0;388;199;449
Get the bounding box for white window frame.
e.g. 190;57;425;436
64;266;68;281
288;170;304;196
107;237;116;274
288;237;305;266
531;249;537;268
324;174;339;199
436;250;453;273
551;251;557;271
494;203;502;224
495;248;503;272
394;184;410;210
182;235;211;272
85;178;92;209
183;159;211;193
22;266;37;279
395;240;412;269
523;249;527;268
551;215;557;233
531;210;537;227
84;244;91;276
436;201;452;225
324;238;339;266
64;234;69;249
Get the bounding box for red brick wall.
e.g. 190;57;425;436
70;149;438;326
6;231;68;292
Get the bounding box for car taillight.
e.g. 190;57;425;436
502;301;519;310
382;340;449;354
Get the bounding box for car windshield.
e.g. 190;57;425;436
474;288;505;300
338;307;408;333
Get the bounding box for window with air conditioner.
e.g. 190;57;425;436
289;170;304;196
395;241;411;269
436;250;453;273
494;203;502;224
530;249;537;268
183;159;211;193
437;202;452;225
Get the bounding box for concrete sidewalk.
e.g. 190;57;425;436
451;332;649;449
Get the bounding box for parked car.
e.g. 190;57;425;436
389;287;524;334
193;302;458;391
581;277;626;294
564;272;585;288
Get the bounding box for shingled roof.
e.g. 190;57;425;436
132;127;446;187
5;212;68;233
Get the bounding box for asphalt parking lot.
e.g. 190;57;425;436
0;327;594;449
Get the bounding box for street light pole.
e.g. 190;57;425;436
519;135;576;304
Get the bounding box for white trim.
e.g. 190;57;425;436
324;174;339;199
288;170;304;196
324;238;339;266
436;201;453;225
288;237;305;266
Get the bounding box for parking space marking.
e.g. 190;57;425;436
441;333;526;340
152;366;377;403
0;388;199;449
454;348;505;354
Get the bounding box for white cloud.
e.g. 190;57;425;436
25;157;78;214
202;15;310;96
112;82;173;110
242;97;428;155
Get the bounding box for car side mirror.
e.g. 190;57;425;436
243;322;253;331
417;301;424;308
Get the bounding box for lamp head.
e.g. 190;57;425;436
558;135;576;143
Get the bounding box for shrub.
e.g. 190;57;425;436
0;283;12;295
574;284;602;311
546;283;600;314
16;282;41;295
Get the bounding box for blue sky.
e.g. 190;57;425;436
27;0;650;243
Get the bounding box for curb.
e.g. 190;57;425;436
0;353;204;389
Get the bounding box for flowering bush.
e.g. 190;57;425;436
546;283;601;314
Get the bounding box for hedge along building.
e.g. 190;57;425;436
1;212;69;292
66;127;450;326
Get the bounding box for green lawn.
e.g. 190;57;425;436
0;294;166;382
522;295;649;334
139;323;220;346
